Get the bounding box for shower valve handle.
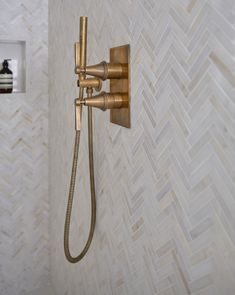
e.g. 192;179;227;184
74;27;127;81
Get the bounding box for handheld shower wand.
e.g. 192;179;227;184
64;16;97;263
64;16;130;263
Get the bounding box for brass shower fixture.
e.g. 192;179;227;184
76;92;128;111
75;60;128;80
74;52;130;114
74;19;130;129
64;16;131;264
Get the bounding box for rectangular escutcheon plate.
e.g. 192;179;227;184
110;44;130;128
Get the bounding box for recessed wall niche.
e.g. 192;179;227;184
0;40;26;93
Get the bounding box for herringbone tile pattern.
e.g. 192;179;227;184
49;0;235;294
0;1;49;294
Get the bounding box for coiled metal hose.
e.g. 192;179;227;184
64;107;96;263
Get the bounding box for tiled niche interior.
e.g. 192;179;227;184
0;40;26;93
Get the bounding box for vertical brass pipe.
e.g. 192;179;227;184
79;16;87;72
75;16;87;131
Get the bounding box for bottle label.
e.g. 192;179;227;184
0;73;13;89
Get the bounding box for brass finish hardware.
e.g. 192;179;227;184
73;16;88;131
79;17;87;71
74;20;130;129
74;42;80;72
64;16;96;264
76;61;128;80
75;43;131;127
78;77;102;92
110;44;130;128
75;99;81;131
64;16;131;265
79;92;128;111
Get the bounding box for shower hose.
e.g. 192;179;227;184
64;106;96;263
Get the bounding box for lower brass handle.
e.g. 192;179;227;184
79;92;128;111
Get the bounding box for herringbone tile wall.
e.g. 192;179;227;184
49;0;235;294
0;1;49;294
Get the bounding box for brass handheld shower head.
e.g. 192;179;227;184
64;16;97;264
64;16;131;264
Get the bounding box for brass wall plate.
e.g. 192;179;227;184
110;44;130;128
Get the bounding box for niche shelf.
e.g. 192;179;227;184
0;40;26;94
